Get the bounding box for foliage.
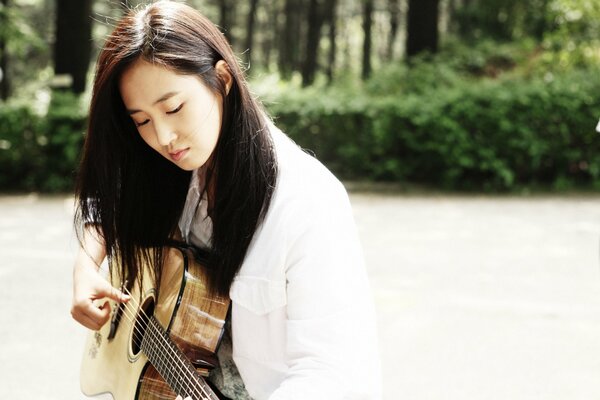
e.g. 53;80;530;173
0;2;42;55
0;102;43;190
40;90;87;191
0;90;85;192
2;0;600;192
2;58;599;193
264;66;600;191
0;1;48;96
538;0;600;72
453;0;551;41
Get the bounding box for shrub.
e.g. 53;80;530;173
0;90;86;192
266;68;600;191
0;65;598;193
0;104;44;190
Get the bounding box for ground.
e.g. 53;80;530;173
1;193;599;399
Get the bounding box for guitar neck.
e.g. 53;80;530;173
142;317;220;400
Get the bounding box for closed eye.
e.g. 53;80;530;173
167;103;184;114
133;104;182;127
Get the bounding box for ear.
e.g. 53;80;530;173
215;60;233;95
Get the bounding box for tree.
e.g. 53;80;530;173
0;0;9;100
217;0;235;45
449;0;550;41
53;0;93;94
406;0;440;58
261;0;278;71
302;0;326;86
324;0;337;82
279;0;304;79
362;0;374;79
387;0;400;60
245;0;259;66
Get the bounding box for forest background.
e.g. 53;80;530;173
0;0;599;193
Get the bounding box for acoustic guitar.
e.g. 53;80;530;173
80;245;231;400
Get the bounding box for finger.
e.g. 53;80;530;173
71;299;108;327
72;308;105;331
96;283;130;303
175;396;182;400
79;300;112;328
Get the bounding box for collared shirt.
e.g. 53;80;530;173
179;121;382;400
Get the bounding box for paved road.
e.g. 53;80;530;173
1;193;599;399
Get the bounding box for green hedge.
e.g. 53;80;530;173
0;104;44;190
268;69;600;191
0;70;599;192
0;91;86;192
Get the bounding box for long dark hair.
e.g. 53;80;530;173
75;1;277;297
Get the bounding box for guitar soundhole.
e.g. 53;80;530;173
131;296;156;356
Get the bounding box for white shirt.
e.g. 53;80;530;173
180;121;382;400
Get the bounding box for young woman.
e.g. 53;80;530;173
71;1;381;399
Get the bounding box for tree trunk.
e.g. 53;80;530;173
387;0;400;60
279;0;303;79
362;0;374;80
324;0;337;83
0;0;9;100
245;0;259;66
530;0;549;40
456;0;473;38
54;0;93;93
406;0;440;58
262;0;276;70
446;0;456;33
301;0;324;86
218;0;235;45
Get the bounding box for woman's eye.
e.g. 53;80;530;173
167;104;184;114
132;104;182;127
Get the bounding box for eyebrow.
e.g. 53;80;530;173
126;91;180;115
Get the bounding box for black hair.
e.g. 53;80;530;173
75;1;277;297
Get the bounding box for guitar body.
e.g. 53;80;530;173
80;246;230;400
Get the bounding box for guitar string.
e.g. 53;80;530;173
118;287;214;400
115;303;205;400
116;300;210;400
116;293;210;400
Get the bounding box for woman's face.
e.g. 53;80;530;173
119;58;230;171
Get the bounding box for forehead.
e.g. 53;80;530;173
119;58;207;107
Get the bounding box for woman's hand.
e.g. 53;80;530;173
175;396;192;400
70;225;129;331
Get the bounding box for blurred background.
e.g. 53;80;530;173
0;0;600;399
0;0;599;191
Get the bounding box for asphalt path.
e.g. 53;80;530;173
1;193;599;399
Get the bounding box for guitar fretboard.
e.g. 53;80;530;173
141;317;219;400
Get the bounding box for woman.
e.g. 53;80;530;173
71;1;381;399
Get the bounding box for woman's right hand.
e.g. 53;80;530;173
70;225;129;331
71;257;129;331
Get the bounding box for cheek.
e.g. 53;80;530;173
137;128;160;150
205;104;223;144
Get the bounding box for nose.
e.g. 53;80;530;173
154;121;177;147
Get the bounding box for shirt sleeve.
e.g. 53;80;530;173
268;181;382;400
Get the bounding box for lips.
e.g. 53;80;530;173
169;148;189;161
